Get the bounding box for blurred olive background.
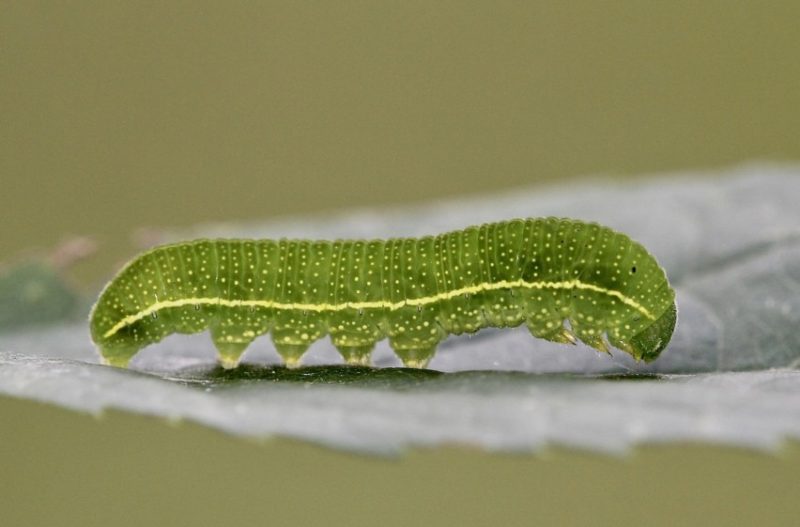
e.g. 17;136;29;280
2;1;800;525
4;1;800;264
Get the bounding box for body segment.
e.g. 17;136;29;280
90;218;677;368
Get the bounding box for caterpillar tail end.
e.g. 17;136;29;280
97;346;135;368
628;302;678;363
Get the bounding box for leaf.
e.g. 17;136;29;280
1;164;799;455
0;261;83;330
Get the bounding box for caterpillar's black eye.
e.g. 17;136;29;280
631;266;637;274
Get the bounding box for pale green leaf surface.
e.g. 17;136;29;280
1;164;799;454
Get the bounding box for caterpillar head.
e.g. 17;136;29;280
629;302;677;362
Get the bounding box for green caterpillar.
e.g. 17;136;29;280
90;218;677;369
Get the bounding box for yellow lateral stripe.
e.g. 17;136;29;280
102;279;655;339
